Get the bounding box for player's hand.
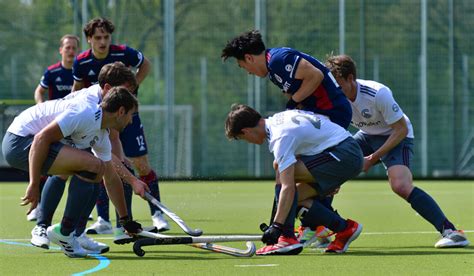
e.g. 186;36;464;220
119;216;142;236
363;154;378;172
261;222;283;245
131;179;149;198
21;183;40;214
285;98;299;110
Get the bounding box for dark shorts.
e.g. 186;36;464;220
2;132;64;175
299;137;363;196
119;112;148;158
353;131;414;169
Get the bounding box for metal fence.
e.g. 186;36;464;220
0;0;472;178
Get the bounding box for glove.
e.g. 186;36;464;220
286;98;299;109
261;222;283;245
119;216;142;234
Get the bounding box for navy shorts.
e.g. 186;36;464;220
2;132;64;175
299;137;363;196
119;112;148;158
353;131;414;169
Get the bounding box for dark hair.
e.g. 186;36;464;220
59;34;80;47
221;30;266;61
98;62;138;91
225;104;262;139
83;17;115;37
325;54;357;80
102;86;138;114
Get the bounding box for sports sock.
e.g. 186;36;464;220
407;186;455;233
274;184;298;237
317;195;334;212
300;199;347;233
95;182;110;222
141;170;161;215
37;176;66;227
60;176;97;236
74;183;100;236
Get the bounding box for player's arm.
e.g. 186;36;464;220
102;161;142;234
273;164;296;224
289;58;324;104
23;121;64;210
111;154;149;197
34;85;47;104
135;56;151;85
71;80;84;92
363;118;408;172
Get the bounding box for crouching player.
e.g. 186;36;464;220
2;87;145;258
225;104;364;255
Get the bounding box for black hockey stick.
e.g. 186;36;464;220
133;233;261;257
144;192;203;236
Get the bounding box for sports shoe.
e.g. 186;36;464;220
47;224;94;258
77;233;109;254
152;211;170;232
256;236;303;256
31;225;49;249
27;207;40;221
88;214;94;221
435;229;470;248
86;216;113;234
296;226;333;248
325;219;362;253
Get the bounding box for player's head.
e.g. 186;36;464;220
325;54;357;96
98;62;138;93
221;30;268;77
101;86;138;131
84;17;115;57
59;34;80;64
225;104;266;145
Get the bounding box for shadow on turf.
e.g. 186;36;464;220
311;246;474;256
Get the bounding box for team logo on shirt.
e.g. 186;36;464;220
392;103;400;112
90;136;99;147
285;64;293;72
361;109;372;118
88;70;96;76
283;81;291;92
273;74;283;83
55;77;62;82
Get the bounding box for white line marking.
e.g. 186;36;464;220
2;230;473;242
235;264;279;267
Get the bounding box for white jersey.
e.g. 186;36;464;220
63;84;103;103
350;79;414;138
265;109;351;172
7;93;112;161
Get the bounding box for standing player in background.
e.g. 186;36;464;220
27;34;80;222
222;30;352;247
325;54;469;248
72;17;169;237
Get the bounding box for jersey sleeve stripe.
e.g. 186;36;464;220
289;56;300;78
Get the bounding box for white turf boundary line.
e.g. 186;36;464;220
2;230;473;242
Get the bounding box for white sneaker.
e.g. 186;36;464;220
77;233;109;254
152;211;170;232
86;216;113;234
435;229;470;248
46;224;94;258
27;207;40;221
31;225;49;249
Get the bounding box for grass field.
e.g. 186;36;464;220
0;180;473;275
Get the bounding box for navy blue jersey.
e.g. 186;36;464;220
266;47;352;128
39;62;73;100
73;44;144;88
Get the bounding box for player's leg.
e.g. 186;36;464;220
86;182;113;235
381;137;469;248
298;137;364;254
120;112;169;231
30;175;68;249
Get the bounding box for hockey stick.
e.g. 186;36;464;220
138;230;256;257
144;192;203;236
133;232;261;257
